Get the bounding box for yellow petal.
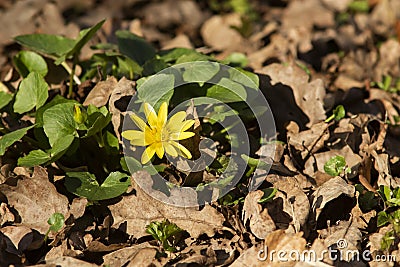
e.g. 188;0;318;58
141;144;156;164
130;113;147;131
180;120;195;131
166;111;186;131
157;102;168;127
164;142;178;157
130;138;148;146
144;103;158;128
121;130;144;141
155;142;165;159
144;127;156;144
170;131;195;140
170;141;192;159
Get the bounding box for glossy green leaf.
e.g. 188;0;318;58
43;102;78;147
18;135;74;167
83;105;112;137
55;20;105;64
14;72;49;113
14;34;75;59
65;171;130;201
13;50;48;77
182;61;220;84
116;30;156;65
137;73;175;109
0;125;35;156
206;78;247;102
0;92;13;110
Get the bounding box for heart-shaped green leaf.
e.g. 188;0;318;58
43;102;78;147
13;50;48;77
14;72;49;114
65;171;130;201
116;30;156;65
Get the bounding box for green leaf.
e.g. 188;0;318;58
324;155;347;176
43;102;78;147
14;72;49;114
18;150;50;167
142;58;168;76
47;212;65;232
55;20;105;64
222;52;248;67
377;211;389;227
137;73;175;109
0;92;13;110
14;34;75;59
13;51;48;77
0;125;34;156
206;78;247;102
116;55;143;78
83;105;112;137
65;171;130;201
182;61;220;84
35;95;77;127
228;67;259;88
159;48;206;62
18;135;74;167
258;188;277;203
325;105;345;123
116;30;156;65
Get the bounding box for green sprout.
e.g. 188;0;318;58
44;212;65;242
376;186;400;250
325;105;345;123
324;155;350;176
371;75;400;93
146;220;183;252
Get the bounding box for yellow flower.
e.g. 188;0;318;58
122;102;195;164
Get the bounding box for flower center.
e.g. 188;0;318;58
153;126;170;143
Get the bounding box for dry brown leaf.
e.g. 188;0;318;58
273;179;310;233
201;14;246;52
32;256;99;267
83;76;118;107
109;173;224;239
311;177;355;222
0;166;69;234
108;77;136;142
69;197;88;220
0;202;14;226
258;63;326;127
288;121;330;159
242;190;276;239
103;244;162;267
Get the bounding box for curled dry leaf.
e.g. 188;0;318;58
108;77;136;142
287;121;330;159
109;173;224;239
0;166;69;234
258;63;326;127
242;190;276;239
83;76;118;107
311;177;355;222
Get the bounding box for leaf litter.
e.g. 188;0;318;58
0;0;400;266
